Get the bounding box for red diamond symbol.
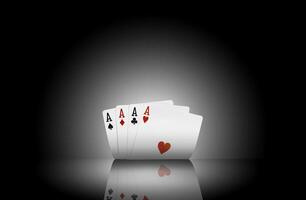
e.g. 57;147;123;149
120;119;125;126
120;193;125;199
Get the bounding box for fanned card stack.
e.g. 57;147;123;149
102;100;204;159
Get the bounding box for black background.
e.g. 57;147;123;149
6;5;291;200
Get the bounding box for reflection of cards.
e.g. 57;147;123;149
102;100;204;159
104;160;203;200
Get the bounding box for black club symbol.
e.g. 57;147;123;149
131;117;138;125
131;194;138;200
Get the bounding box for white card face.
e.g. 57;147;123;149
129;104;190;158
137;103;189;130
106;161;203;200
116;105;129;158
102;108;118;157
128;102;179;158
131;111;203;159
173;105;190;113
127;100;174;157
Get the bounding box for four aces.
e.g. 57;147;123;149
102;100;204;159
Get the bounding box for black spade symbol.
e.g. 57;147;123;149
131;117;138;125
108;123;113;130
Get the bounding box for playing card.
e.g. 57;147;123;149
102;108;118;158
131;111;203;159
128;103;189;158
116;105;129;158
127;100;174;156
105;160;203;200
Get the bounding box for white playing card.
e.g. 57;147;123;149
173;105;190;113
102;108;118;158
127;100;174;157
128;103;189;158
116;105;129;158
131;111;203;159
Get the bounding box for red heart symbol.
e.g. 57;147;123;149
158;164;171;177
158;141;171;154
143;116;149;123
